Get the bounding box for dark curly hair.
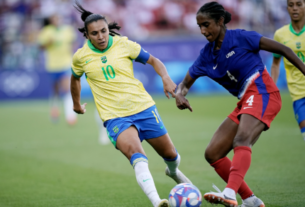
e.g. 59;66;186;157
74;0;121;37
197;2;231;25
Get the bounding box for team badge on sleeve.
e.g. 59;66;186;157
101;56;107;63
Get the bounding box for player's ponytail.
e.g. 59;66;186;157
74;0;121;37
197;2;231;25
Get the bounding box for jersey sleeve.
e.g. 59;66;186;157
37;27;51;46
71;51;84;78
273;30;282;58
126;39;150;64
239;30;263;52
188;50;207;79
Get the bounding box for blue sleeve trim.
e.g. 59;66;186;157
188;67;198;80
71;68;82;78
135;48;150;65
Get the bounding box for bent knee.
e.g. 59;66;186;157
233;132;252;148
161;148;177;160
205;148;223;164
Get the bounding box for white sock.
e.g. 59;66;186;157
302;132;305;141
164;153;180;175
63;93;76;121
134;161;161;206
49;94;59;109
223;188;236;200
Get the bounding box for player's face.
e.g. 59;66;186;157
86;20;110;50
287;0;305;21
50;15;61;27
196;13;223;42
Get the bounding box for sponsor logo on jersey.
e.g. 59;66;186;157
296;42;301;49
283;40;290;45
101;56;107;63
113;126;119;133
226;51;235;58
85;58;93;64
213;64;218;70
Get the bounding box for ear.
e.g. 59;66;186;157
218;16;225;26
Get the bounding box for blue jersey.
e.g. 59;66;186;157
189;29;273;99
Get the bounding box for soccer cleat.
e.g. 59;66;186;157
165;167;192;184
204;184;238;207
67;117;77;126
238;196;265;207
156;199;169;207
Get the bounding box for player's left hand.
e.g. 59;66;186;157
162;75;177;99
73;103;87;114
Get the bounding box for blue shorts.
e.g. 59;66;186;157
49;70;70;84
104;105;168;148
293;97;305;124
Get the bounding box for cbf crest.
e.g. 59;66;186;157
101;56;107;63
296;42;301;49
113;126;119;134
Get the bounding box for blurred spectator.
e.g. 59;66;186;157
37;14;77;125
0;0;290;70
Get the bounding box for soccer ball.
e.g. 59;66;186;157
168;183;202;207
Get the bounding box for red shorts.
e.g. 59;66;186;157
228;70;282;130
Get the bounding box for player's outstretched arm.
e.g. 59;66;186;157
70;75;87;114
271;57;281;84
260;37;305;75
146;55;176;99
175;71;195;112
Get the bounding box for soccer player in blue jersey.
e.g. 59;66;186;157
175;2;305;207
70;2;191;207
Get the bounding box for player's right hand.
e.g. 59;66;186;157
73;103;87;114
175;94;193;112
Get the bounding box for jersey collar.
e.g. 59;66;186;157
87;35;113;53
289;23;305;36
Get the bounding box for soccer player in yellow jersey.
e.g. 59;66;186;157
271;0;305;140
70;3;191;207
38;14;77;125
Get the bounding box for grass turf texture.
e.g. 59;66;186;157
0;93;304;207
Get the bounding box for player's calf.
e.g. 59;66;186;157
131;153;162;207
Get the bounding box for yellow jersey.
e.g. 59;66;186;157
38;25;76;72
273;23;305;101
71;35;155;122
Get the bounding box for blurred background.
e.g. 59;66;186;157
0;0;290;100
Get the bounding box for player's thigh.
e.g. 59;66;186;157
134;105;174;158
116;126;146;160
205;117;238;163
293;97;305;129
234;92;281;147
146;133;176;159
233;114;265;148
299;120;305;129
59;73;70;92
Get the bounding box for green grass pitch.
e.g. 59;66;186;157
0;93;304;207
